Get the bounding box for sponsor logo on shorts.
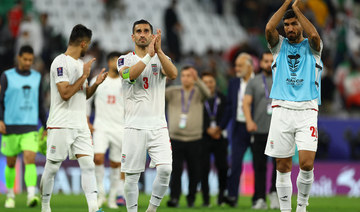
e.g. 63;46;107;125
270;140;274;149
121;154;126;163
50;145;56;153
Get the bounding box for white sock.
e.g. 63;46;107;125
78;156;98;212
296;168;314;206
149;165;172;208
7;189;15;198
276;171;292;211
118;178;125;196
95;165;105;197
124;173;141;212
40;160;62;204
109;167;121;202
27;186;36;198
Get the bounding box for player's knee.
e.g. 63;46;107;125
109;161;121;168
157;164;172;179
78;156;95;173
125;173;141;186
45;160;61;175
94;155;104;165
6;157;17;167
276;159;292;172
299;161;314;171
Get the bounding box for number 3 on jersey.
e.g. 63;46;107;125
143;77;149;89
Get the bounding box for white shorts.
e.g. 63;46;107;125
121;128;172;173
46;128;93;161
265;107;318;158
93;129;123;163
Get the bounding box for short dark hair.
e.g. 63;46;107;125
69;24;92;45
201;71;216;79
283;9;296;21
18;45;34;56
260;51;272;60
180;65;194;72
132;19;153;34
106;51;122;62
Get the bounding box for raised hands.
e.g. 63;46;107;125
95;68;108;85
292;0;302;8
154;29;162;53
148;34;157;57
83;58;96;78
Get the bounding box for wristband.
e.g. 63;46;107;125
141;54;152;65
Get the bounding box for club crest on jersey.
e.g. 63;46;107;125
118;58;124;67
152;64;158;75
57;67;63;76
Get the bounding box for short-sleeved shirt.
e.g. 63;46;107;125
87;76;124;131
47;54;88;129
245;73;272;134
117;52;167;130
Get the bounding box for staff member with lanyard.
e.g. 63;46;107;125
166;66;211;208
243;51;280;210
200;72;228;207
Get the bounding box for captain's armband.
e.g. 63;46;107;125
122;68;136;84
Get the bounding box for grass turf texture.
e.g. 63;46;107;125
0;193;359;212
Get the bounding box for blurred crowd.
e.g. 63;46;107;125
0;0;360;116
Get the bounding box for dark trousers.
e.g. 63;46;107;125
201;136;228;203
251;134;277;203
227;121;251;199
169;139;201;203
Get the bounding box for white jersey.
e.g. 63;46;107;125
47;54;88;129
117;52;167;130
87;75;124;131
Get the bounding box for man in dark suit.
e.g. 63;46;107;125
215;53;254;207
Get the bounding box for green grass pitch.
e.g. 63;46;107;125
0;193;359;212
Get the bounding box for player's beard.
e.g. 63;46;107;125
136;38;151;48
286;31;300;42
80;49;86;57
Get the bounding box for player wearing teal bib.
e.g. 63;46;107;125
0;45;47;208
265;0;323;212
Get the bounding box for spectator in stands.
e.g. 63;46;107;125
166;66;211;208
164;0;182;62
0;15;15;72
16;14;43;57
335;47;360;111
200;72;228;207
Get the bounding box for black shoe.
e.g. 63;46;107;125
202;202;210;208
223;195;237;207
167;198;179;207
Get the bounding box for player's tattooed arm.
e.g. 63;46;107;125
292;0;321;51
154;29;177;80
265;0;293;48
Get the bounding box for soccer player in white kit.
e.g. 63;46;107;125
40;24;107;212
86;51;125;208
265;1;323;212
117;19;178;212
